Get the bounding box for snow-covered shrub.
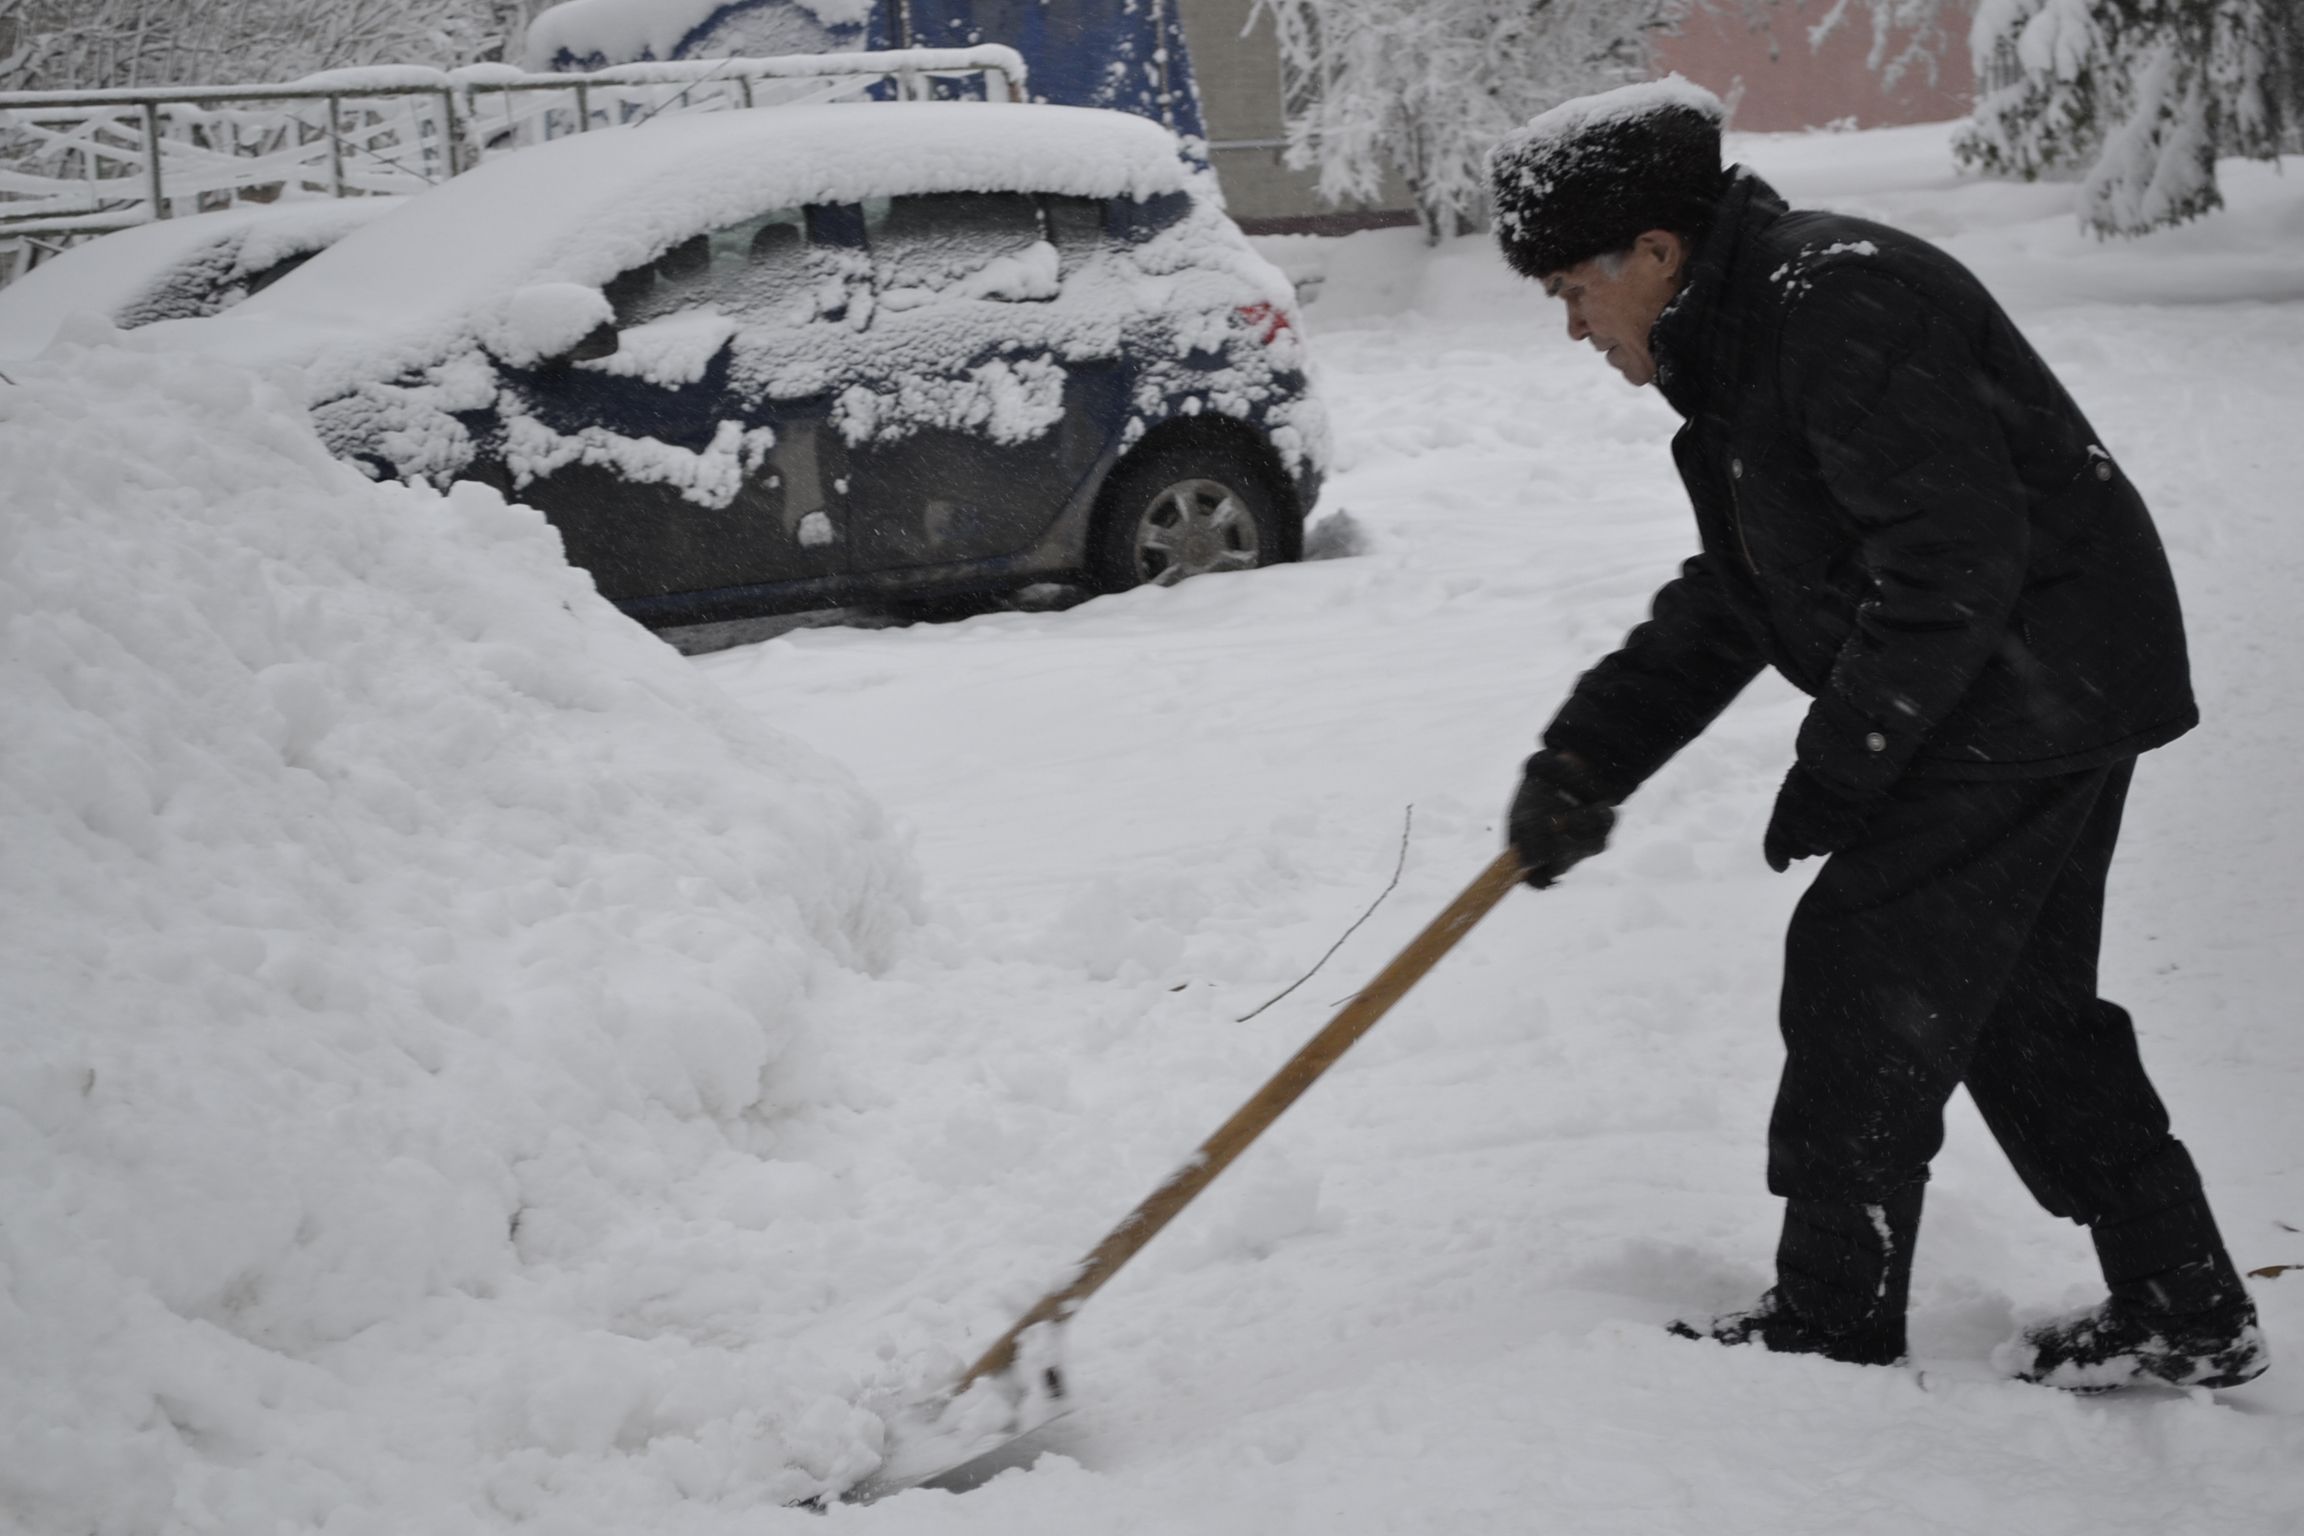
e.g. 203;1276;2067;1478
0;323;917;1528
1957;0;2304;235
1252;0;1682;240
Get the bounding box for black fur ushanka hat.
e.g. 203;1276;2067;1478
1490;78;1730;278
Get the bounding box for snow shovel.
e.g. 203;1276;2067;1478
849;847;1528;1500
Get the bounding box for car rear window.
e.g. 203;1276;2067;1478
1042;195;1106;271
1109;189;1191;243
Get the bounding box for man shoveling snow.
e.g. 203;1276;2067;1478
1487;78;2267;1391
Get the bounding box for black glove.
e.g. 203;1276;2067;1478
1763;765;1881;873
1508;750;1616;889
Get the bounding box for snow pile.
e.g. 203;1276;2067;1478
0;200;403;362
0;324;919;1530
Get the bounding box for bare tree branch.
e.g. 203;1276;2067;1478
0;0;532;91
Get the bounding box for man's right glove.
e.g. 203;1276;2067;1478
1508;750;1617;889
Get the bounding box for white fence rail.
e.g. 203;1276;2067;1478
0;46;1026;282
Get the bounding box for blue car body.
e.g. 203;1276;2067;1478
455;190;1319;627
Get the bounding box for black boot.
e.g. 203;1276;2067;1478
1999;1194;2270;1391
1999;1293;2268;1391
1672;1185;1922;1368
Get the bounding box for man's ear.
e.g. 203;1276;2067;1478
1635;229;1688;280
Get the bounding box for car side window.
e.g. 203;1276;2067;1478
866;192;1052;302
1108;189;1191;244
606;206;812;326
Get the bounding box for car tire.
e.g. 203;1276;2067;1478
1086;441;1288;595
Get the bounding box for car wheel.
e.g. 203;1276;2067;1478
1088;444;1286;594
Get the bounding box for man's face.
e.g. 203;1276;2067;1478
1540;230;1689;388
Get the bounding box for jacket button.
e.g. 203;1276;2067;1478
1730;458;1744;479
1864;731;1886;752
2095;461;2113;481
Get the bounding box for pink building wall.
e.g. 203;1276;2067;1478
1651;1;1975;131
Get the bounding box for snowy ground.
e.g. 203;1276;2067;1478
5;122;2301;1534
695;125;2304;1532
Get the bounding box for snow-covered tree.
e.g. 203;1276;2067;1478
1252;0;1684;239
1684;0;2296;237
1956;0;2303;235
0;0;533;90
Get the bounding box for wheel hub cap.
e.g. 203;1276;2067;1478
1134;477;1260;585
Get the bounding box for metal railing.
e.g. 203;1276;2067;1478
0;46;1026;280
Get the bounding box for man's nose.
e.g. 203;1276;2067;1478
1565;307;1589;341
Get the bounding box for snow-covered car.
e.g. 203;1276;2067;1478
218;102;1328;627
0;199;402;361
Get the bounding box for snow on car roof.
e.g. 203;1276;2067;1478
0;199;401;362
523;0;875;70
210;102;1188;388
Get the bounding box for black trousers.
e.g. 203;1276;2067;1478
1769;759;2214;1256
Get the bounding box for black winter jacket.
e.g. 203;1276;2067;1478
1543;172;2196;802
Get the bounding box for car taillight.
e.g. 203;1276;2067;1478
1237;301;1293;346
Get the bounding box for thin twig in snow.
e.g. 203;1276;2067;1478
1236;804;1412;1024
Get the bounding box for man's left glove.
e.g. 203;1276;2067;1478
1509;750;1617;889
1763;765;1882;873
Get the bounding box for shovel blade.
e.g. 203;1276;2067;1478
909;1404;1072;1494
841;1329;1069;1503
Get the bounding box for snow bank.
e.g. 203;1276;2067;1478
0;200;402;362
0;323;919;1530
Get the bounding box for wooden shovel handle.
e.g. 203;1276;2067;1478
956;848;1526;1391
